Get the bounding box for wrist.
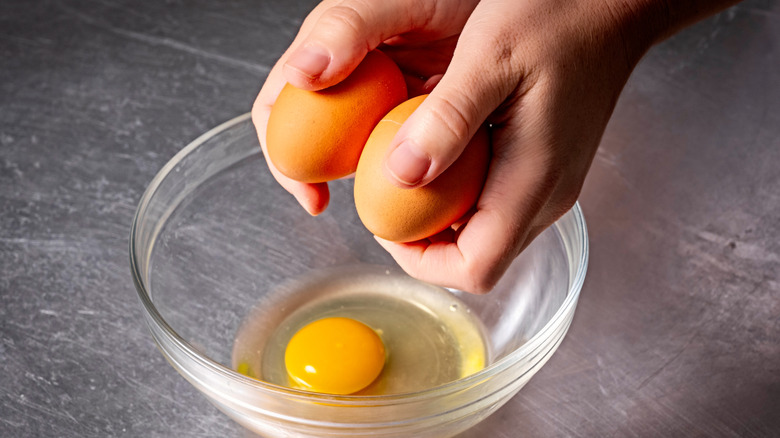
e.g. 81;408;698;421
594;0;669;66
593;0;742;67
622;0;743;44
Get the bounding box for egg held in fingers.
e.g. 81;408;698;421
354;95;491;243
266;50;407;183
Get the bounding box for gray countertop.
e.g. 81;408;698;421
1;1;778;436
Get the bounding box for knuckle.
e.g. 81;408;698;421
552;189;581;221
487;34;517;72
474;26;524;89
427;94;475;145
560;187;581;211
318;4;370;43
417;0;440;29
461;256;502;294
539;184;582;229
250;100;264;125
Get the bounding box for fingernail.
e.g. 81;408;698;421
387;141;431;186
423;74;443;92
301;202;318;217
285;44;330;79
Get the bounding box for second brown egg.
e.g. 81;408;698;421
354;95;491;243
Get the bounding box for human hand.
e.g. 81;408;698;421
252;0;481;216
253;0;738;293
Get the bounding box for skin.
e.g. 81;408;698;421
253;0;742;294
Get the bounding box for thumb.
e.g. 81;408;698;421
384;22;520;187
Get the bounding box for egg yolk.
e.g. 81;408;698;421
284;317;385;395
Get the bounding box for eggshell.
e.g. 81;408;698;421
354;95;490;242
266;50;407;183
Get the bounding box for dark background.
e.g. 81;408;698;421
1;0;778;436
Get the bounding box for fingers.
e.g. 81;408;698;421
373;18;588;293
253;0;480;215
376;45;614;294
375;155;552;294
283;0;479;90
374;155;563;294
255;0;633;294
251;81;329;216
382;2;525;188
374;205;524;294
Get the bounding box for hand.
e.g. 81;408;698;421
253;0;739;293
252;0;482;216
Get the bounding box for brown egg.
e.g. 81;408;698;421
266;50;407;183
354;95;491;242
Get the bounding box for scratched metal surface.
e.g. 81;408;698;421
1;0;778;437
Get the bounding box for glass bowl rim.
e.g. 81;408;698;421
129;113;589;405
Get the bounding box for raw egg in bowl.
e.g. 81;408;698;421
130;114;588;437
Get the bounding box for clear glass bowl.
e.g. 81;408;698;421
130;114;588;438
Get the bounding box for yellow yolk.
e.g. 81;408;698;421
284;317;385;394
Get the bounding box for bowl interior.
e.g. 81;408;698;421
133;114;584;394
